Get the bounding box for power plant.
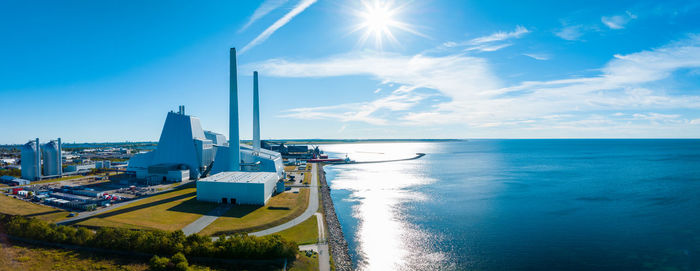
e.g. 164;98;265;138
128;48;284;204
20;137;63;181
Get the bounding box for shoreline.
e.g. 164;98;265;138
318;164;352;271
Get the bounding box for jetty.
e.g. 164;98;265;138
328;153;425;165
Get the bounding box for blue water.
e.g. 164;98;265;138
322;140;700;271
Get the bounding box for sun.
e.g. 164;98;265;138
352;0;422;49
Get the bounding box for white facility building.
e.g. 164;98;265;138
127;106;215;181
128;49;283;186
197;48;284;205
196;171;279;205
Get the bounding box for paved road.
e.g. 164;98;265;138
297;213;330;271
181;205;231;235
249;163;320;237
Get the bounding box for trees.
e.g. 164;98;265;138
0;214;297;261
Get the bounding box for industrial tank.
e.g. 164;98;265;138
42;139;62;176
21;139;40;181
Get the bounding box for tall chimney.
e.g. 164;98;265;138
229;48;241;171
35;138;41;181
253;71;260;154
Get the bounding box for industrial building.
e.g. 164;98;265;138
20;137;63;181
42;139;62;176
65;163;96;173
197;48;285;205
196;171;280;205
128;49;284;189
21;138;41;181
127;106;216;182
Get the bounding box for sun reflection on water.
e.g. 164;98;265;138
322;143;451;270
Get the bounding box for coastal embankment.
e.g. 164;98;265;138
318;164;352;271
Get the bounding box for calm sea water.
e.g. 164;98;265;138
321;140;700;271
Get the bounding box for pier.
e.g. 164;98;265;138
328;153;425;165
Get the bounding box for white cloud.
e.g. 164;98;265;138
555;25;584;40
239;0;290;32
253;34;700;130
280;91;430;125
437;26;529;53
523;53;550;60
466;43;512;52
601;11;637;30
469;25;530;44
240;0;317;54
691;119;700;125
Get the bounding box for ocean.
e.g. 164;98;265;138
321;140;700;271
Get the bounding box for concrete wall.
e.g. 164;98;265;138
197;181;267;205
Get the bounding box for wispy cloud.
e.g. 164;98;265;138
466;43;513;52
252;34;700;131
239;0;290;32
601;11;637;29
439;26;530;53
469;25;530;44
240;0;318;54
523;53;550;60
555;25;584;40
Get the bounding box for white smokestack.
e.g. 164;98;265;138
253;71;260;153
229;48;241;171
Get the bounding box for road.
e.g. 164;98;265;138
248;163;319;236
181;205;231;235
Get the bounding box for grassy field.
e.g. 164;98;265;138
0;241;225;271
200;189;310;236
276;215;319;245
302;169;311;184
31;175;89;185
0;242;149;271
289;250;319;271
0;194;71;223
76;185;218;231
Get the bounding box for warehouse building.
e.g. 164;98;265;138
197;171;280;205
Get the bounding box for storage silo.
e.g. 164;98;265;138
21;138;41;181
42;139;62;176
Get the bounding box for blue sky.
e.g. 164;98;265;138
2;0;700;144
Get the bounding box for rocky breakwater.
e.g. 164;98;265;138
318;164;352;271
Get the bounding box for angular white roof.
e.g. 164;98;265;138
199;171;277;184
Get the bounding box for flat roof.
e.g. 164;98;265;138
198;171;278;184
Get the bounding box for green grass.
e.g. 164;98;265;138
200;189;310;236
76;185;218;231
276;215;319;245
0;194;71;223
0;242;220;271
289;250;319;271
31;175;90;185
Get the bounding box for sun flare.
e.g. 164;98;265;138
353;0;421;49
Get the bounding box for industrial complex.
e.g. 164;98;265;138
0;47;340;271
125;48;284;205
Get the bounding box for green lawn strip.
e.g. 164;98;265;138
276;215;319;245
77;186;217;231
0;194;71;223
200;188;310;236
289;250;319;271
30;175;91;185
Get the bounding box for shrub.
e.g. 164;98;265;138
0;214;297;261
